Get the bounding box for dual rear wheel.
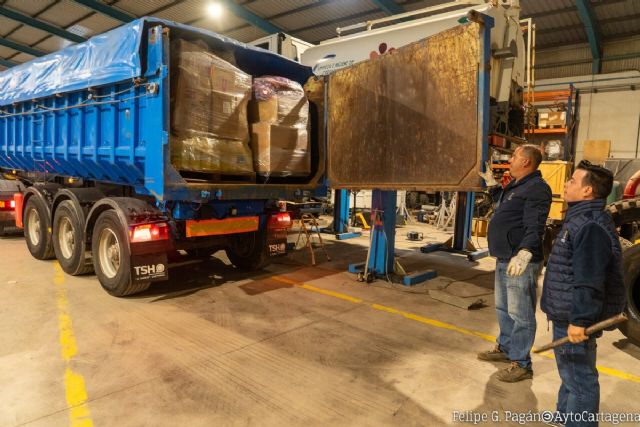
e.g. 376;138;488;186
24;197;148;296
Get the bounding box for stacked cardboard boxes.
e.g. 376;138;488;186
249;76;311;177
170;39;254;175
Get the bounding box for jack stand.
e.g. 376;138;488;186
420;192;489;262
348;190;437;286
322;189;362;240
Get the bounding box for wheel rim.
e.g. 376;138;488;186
98;227;120;279
58;216;75;259
27;208;41;246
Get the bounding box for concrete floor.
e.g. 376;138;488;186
1;220;639;427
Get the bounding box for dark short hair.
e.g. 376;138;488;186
520;144;543;169
577;160;614;199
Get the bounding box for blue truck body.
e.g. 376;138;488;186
0;18;323;204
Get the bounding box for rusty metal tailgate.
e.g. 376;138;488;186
326;23;486;191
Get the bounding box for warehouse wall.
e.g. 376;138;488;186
536;35;640;81
534;71;640;163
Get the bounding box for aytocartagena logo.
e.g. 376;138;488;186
369;42;396;59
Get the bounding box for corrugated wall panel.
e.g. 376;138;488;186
34;0;91;28
245;0;316;18
536;64;591;80
602;58;640;74
4;26;52;46
4;0;54;15
115;0;174;16
33;36;75;53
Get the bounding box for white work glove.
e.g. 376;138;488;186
477;161;498;187
507;249;532;277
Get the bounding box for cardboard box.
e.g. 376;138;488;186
250;122;310;175
170;135;253;174
249;97;279;123
211;91;250;141
549;198;567;221
538;111;565;128
171;39;251;141
472;218;488;237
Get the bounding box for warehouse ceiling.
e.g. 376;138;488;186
0;0;639;70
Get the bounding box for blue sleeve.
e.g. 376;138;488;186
517;182;551;254
570;224;611;327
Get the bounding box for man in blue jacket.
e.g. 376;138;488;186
541;161;626;426
477;145;551;382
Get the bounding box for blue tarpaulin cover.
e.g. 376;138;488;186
0;17;312;107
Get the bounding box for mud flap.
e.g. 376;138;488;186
131;253;168;282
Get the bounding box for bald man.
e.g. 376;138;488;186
478;145;552;382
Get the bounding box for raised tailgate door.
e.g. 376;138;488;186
326;21;490;191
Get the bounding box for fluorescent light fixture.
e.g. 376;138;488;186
207;3;223;17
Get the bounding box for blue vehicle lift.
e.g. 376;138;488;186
323;189;362;240
348;12;493;285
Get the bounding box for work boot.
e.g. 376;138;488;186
477;345;509;362
496;361;533;382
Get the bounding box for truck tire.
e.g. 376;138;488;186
92;210;150;296
607;198;640;241
23;196;55;260
53;200;93;275
621;244;640;345
226;231;270;271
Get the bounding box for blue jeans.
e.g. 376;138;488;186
494;260;541;369
552;322;599;427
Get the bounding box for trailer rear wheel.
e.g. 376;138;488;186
92;210;150;296
53;201;93;275
24;196;55;260
621;244;640;345
226;231;270;271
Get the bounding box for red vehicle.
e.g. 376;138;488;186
0;178;24;236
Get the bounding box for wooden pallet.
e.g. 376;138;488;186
180;170;256;184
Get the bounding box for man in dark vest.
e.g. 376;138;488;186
477;145;551;382
541;161;626;426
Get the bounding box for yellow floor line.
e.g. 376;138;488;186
271;275;640;384
54;263;94;427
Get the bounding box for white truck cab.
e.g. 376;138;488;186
249;33;314;63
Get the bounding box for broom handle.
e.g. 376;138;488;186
533;313;627;353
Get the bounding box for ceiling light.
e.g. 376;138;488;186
207;3;223;17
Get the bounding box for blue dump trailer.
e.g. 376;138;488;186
0;16;493;296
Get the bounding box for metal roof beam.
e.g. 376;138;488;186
221;0;284;34
0;6;86;43
371;0;403;15
0;37;46;57
72;0;135;22
575;0;602;74
0;57;18;68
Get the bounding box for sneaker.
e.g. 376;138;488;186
477;345;509;362
496;361;533;382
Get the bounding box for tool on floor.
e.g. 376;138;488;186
533;313;627;353
406;231;423;241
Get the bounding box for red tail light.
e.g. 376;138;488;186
129;222;169;243
268;212;292;230
0;198;16;211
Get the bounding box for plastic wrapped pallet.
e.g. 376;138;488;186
170;133;254;174
249;76;310;178
170;39;253;175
